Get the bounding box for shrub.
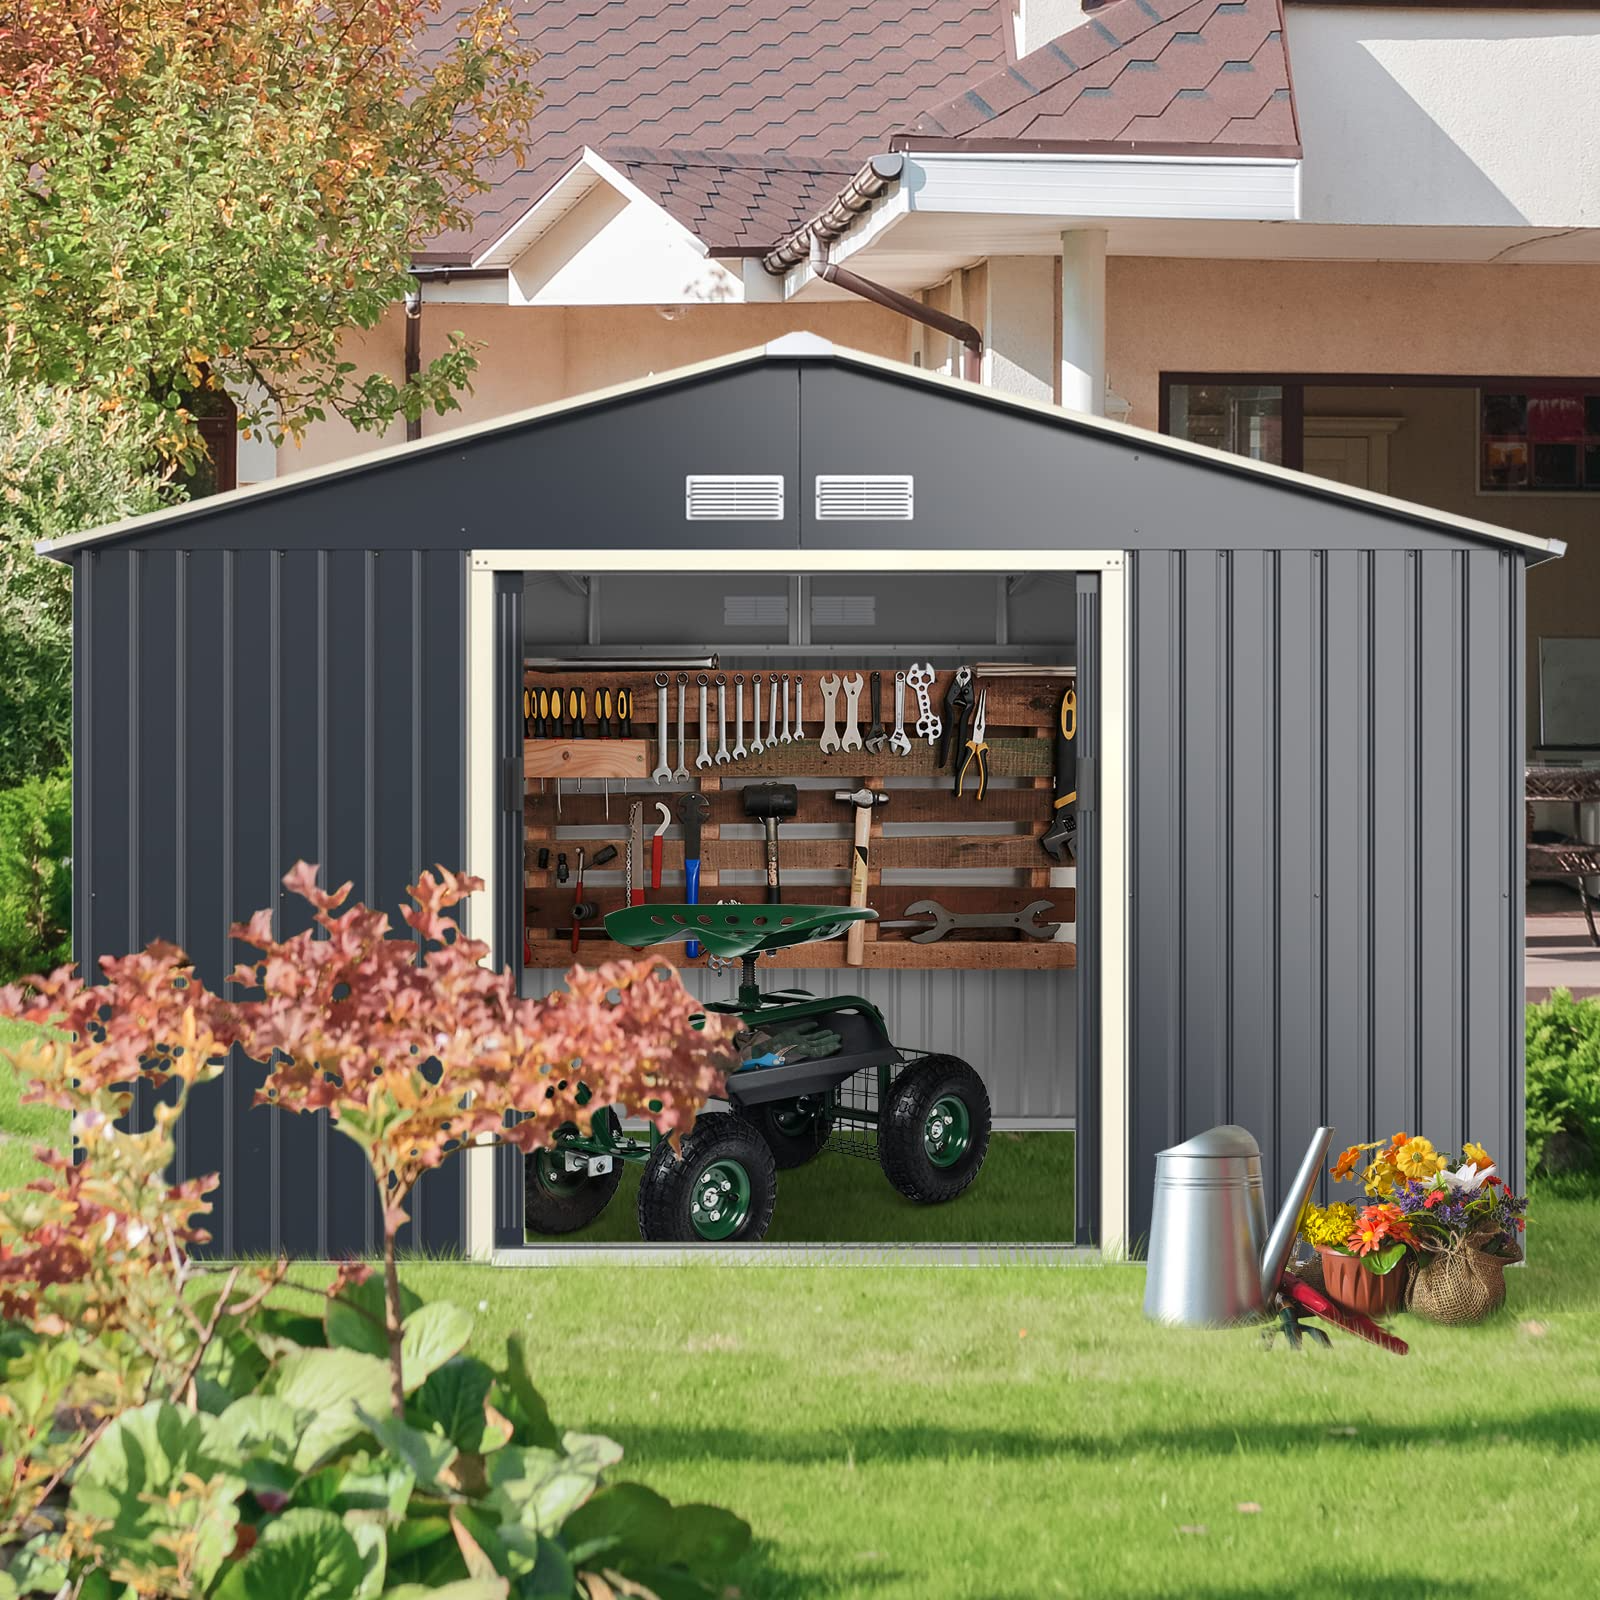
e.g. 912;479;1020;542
0;771;71;985
0;864;745;1598
1525;988;1600;1174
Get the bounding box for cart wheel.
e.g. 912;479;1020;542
747;1096;834;1169
524;1111;624;1236
637;1112;777;1243
878;1056;991;1204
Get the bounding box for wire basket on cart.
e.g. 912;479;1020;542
826;1050;935;1161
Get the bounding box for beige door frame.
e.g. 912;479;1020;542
463;548;1131;1258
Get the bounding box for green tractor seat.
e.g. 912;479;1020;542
604;902;876;961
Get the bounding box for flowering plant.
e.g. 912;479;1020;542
1388;1146;1527;1258
1299;1199;1416;1275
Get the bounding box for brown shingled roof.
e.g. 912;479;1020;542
604;148;862;254
902;0;1299;156
418;1;1011;261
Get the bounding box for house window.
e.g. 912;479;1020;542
1166;382;1292;467
174;387;239;499
1479;388;1600;494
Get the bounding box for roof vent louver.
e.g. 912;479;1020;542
814;474;914;521
685;474;784;521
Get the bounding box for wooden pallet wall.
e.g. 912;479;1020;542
522;668;1074;972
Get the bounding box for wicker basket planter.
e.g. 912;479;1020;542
1317;1245;1407;1318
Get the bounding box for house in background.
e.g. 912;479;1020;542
237;0;1600;729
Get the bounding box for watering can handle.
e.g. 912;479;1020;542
1260;1126;1335;1307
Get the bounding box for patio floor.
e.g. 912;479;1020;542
1527;881;1600;1000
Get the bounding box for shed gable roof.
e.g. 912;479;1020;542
42;338;1560;564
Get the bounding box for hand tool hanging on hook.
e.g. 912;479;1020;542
1041;686;1078;863
732;675;747;761
956;689;989;801
834;787;888;967
840;673;864;752
627;801;644;907
652;674;672;784
880;899;1061;943
906;663;941;746
938;666;974;770
676;792;711;957
715;674;730;765
864;671;887;753
743;783;797;904
889;670;911;757
695;674;713;771
650;802;670;891
817;673;841;754
750;674;766;756
673;673;690;781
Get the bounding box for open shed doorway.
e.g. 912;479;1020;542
497;566;1086;1252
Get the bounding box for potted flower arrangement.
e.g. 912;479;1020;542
1388;1141;1528;1324
1298;1195;1416;1317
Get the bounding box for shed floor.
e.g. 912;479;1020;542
1527;882;1600;1001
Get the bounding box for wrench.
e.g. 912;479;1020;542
864;670;887;753
907;662;942;744
695;673;713;770
674;673;690;781
779;673;793;745
652;672;672;784
767;672;781;747
732;675;747;760
889;671;911;756
817;673;842;754
751;674;765;755
894;898;1060;943
840;672;865;751
793;675;806;740
714;673;730;765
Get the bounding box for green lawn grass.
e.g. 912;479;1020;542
527;1129;1074;1244
0;1015;67;1186
400;1184;1600;1599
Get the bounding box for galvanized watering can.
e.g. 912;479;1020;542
1143;1124;1334;1328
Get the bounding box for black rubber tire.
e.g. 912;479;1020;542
637;1112;778;1243
524;1111;624;1236
877;1055;992;1205
747;1096;834;1169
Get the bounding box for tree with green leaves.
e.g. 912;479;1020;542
0;0;541;459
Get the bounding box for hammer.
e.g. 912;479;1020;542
743;782;798;904
834;787;888;966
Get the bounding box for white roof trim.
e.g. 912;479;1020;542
470;147;710;270
38;335;1564;563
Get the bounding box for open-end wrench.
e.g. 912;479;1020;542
767;672;781;747
652;672;672;783
714;673;730;765
732;675;747;760
890;670;911;756
864;670;887;753
695;673;713;770
779;673;793;745
751;674;765;755
817;673;842;754
674;673;690;780
840;672;865;751
793;675;806;740
907;662;942;745
890;898;1060;943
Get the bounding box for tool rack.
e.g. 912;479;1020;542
522;669;1075;972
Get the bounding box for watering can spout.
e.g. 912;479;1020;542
1259;1126;1335;1306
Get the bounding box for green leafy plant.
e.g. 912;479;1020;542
0;866;746;1597
1526;987;1600;1174
0;771;71;985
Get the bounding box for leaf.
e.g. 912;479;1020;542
379;1584;508;1600
198;1324;270;1412
401;1301;474;1391
327;1275;418;1359
213;1395;303;1465
484;1434;621;1535
358;1406;459;1491
213;1508;367;1600
387;1515;454;1560
345;1516;387;1600
268;1348;396;1471
495;1335;562;1451
413;1357;496;1451
1365;1241;1409;1276
561;1485;749;1579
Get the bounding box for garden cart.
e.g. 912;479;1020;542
523;903;993;1243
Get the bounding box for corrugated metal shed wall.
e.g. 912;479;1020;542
73;544;469;1257
1126;546;1525;1243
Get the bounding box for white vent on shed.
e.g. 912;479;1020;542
685;474;784;520
811;594;877;628
724;594;788;627
814;474;914;521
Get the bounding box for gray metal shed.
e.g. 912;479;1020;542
45;336;1560;1258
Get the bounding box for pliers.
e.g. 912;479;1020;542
956;690;989;802
938;665;974;771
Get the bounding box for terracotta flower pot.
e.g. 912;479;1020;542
1317;1245;1407;1318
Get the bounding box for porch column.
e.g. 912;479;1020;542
1060;228;1107;416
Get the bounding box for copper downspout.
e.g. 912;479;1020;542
403;286;422;443
808;237;983;384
